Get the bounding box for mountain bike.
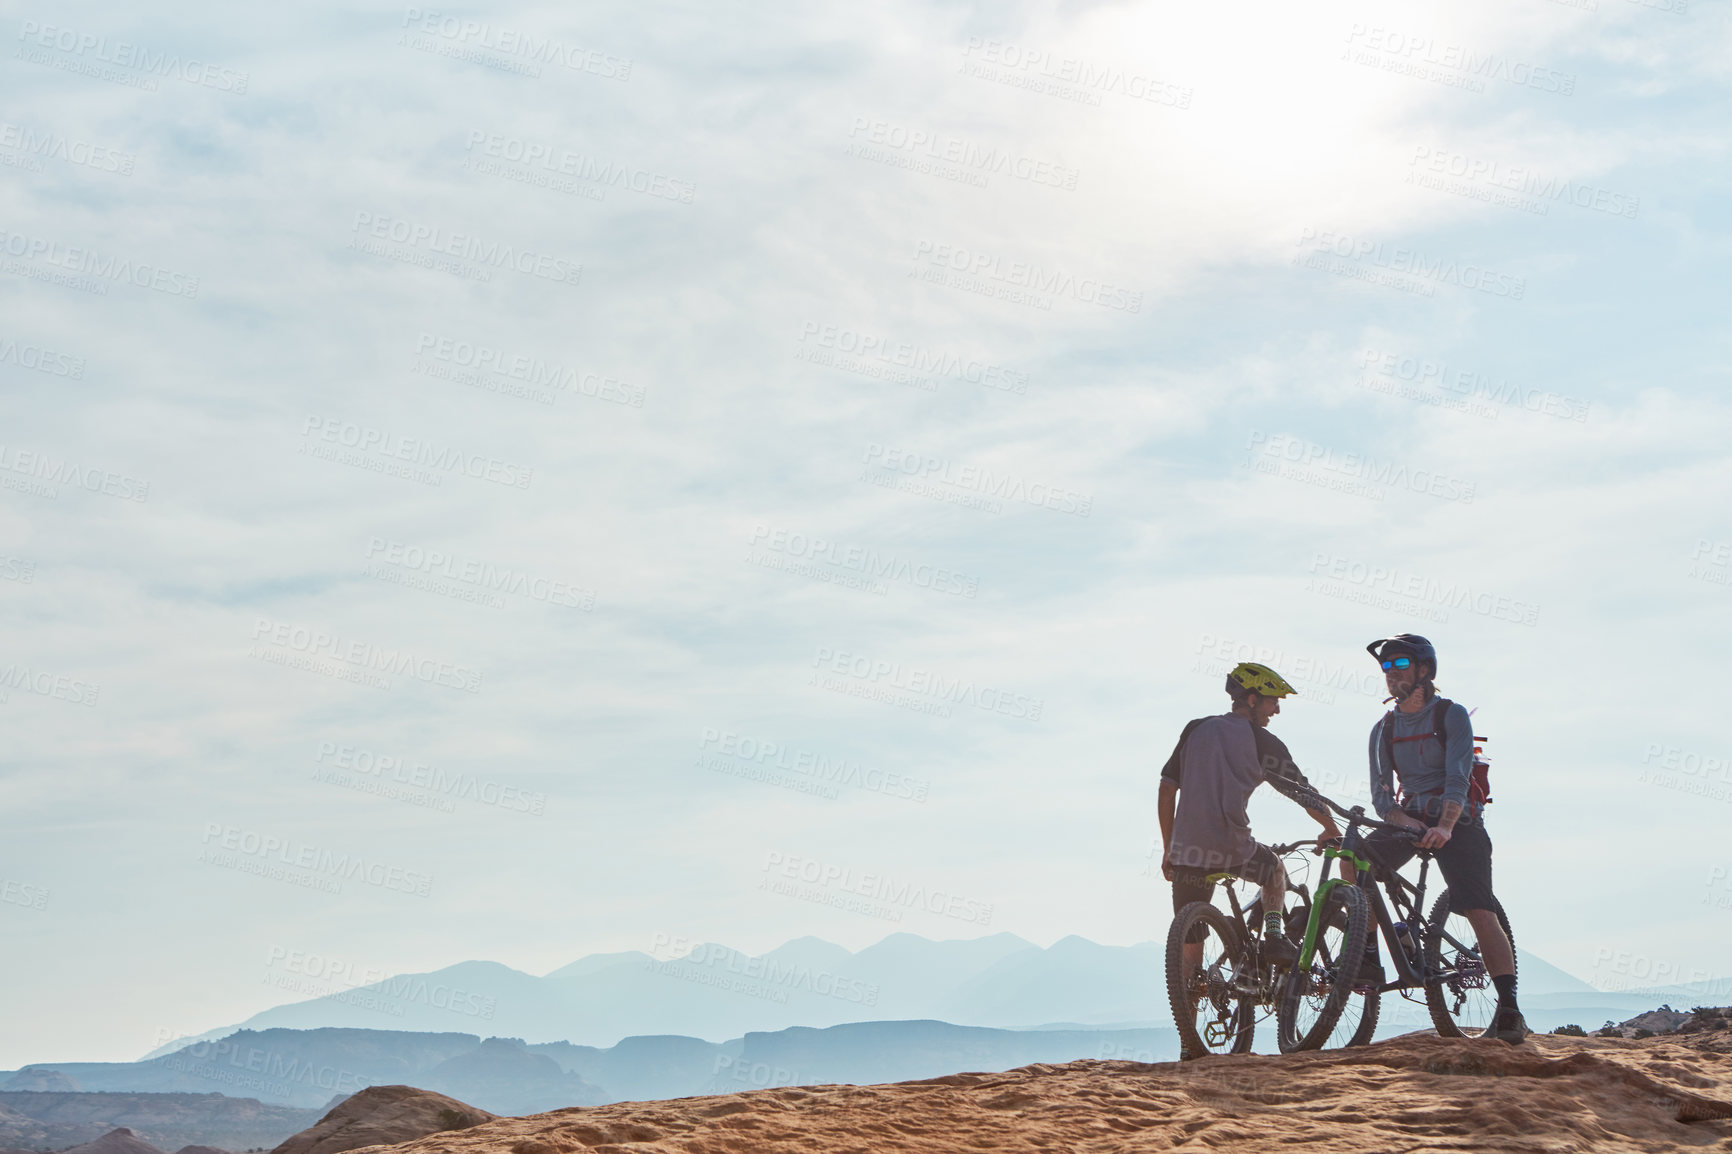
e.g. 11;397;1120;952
1280;790;1516;1043
1164;837;1379;1059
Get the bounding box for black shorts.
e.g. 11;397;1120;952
1363;814;1496;914
1171;844;1282;942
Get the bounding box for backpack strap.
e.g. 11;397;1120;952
1379;710;1399;806
1385;697;1452;808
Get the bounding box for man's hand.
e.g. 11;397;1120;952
1161;860;1173;881
1417;824;1453;850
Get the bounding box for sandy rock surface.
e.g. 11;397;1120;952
270;1087;495;1154
344;1033;1732;1153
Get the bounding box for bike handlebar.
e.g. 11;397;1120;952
1288;786;1422;836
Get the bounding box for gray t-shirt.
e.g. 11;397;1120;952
1368;698;1475;819
1162;713;1316;872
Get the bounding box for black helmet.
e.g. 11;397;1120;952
1366;634;1437;676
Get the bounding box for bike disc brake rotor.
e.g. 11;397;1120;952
1451;952;1488;991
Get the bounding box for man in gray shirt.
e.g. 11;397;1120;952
1361;634;1526;1043
1160;662;1340;969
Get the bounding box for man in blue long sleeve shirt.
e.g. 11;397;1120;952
1360;634;1526;1044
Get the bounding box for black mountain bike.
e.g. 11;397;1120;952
1280;790;1516;1045
1164;838;1380;1058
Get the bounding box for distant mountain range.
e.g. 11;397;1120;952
0;934;1712;1134
131;932;1640;1057
0;1089;321;1152
0;1022;1179;1115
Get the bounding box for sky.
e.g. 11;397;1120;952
3;0;1731;1067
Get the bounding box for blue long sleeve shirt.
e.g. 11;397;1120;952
1368;699;1475;819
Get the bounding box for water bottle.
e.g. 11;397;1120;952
1393;921;1416;954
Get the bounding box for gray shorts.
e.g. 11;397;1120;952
1363;816;1496;913
1171;843;1282;942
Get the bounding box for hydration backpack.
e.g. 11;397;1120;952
1381;697;1492;809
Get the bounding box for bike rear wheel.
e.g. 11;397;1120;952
1424;891;1513;1037
1166;900;1253;1059
1277;882;1371;1052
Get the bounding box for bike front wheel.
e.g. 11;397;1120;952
1277;882;1371;1052
1166;900;1254;1059
1424;891;1513;1037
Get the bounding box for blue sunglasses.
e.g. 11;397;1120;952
1380;656;1413;671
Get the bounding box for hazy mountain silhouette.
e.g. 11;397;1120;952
140;933;1619;1056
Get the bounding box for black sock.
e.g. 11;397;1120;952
1493;973;1518;1009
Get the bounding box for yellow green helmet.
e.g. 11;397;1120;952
1227;661;1297;698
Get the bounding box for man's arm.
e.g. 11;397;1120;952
1418;703;1475;848
1158;779;1178;879
1437;702;1475;817
1157;721;1198;880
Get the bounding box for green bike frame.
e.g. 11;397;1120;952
1296;846;1371;971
